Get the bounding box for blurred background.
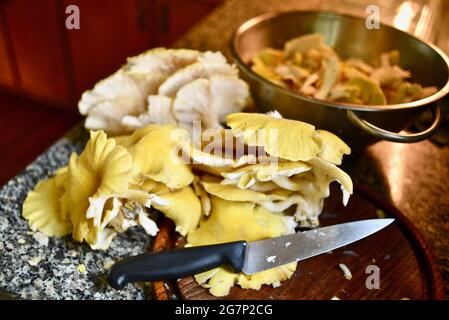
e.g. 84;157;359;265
0;0;448;184
0;0;223;107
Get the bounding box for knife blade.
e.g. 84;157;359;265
242;218;393;274
107;219;393;289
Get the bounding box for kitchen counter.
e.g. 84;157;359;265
1;0;448;299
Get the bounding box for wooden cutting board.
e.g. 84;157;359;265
151;185;444;300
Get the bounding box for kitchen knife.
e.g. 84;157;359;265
107;218;393;289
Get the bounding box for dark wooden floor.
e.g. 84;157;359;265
0;91;80;185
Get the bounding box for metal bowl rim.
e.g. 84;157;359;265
229;10;449;112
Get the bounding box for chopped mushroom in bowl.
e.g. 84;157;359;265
230;10;449;152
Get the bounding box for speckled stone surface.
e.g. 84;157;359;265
0;125;151;299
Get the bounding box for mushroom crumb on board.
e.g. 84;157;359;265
77;264;87;274
339;263;352;280
103;259;115;270
27;256;43;266
33;232;49;246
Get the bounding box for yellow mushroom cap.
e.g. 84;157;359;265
64;130;133;245
227;112;322;162
22;171;71;237
188;196;296;296
201;181;286;203
152;185;201;236
115;124;194;189
316;130;351;165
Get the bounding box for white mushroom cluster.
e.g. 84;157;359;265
79;48;249;135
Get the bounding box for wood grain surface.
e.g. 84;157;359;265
152;184;444;300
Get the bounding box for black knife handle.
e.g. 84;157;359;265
107;241;247;289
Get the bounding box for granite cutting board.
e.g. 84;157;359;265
0;125;152;299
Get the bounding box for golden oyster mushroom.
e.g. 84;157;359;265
115;124;194;189
221;161;311;188
22;168;71;237
328;84;362;103
213;147;352;227
307;157;353;205
316;130;351;165
64;130;133;247
227;112;322;162
170;127;237;168
252;61;285;88
192;176;212;217
138;179;201;236
227;112;350;165
270;158;353;226
188;196;296;297
237;262;297;291
202;181;280;202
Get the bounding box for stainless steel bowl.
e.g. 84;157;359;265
229;10;449;152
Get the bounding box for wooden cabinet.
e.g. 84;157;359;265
156;0;222;46
2;0;72;106
0;5;16;88
0;0;223;109
63;0;157;99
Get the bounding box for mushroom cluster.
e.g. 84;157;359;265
79;48;249;135
184;111;352;296
22;48;353;297
23;127;202;250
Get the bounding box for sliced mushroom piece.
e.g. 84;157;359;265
284;33;325;59
328;84;361;103
299;73;319;95
274;64;310;86
370;65;410;86
314;56;340;100
347;76;387;105
345;58;374;74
